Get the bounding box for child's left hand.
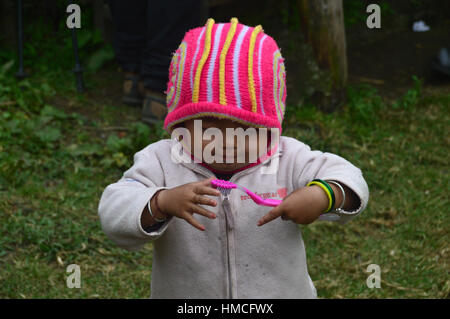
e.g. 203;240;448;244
257;185;329;226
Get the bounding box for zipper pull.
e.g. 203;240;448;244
222;196;234;230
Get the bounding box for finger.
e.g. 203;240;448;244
190;203;217;219
194;185;221;197
182;212;206;231
192;194;218;207
257;207;283;226
200;177;216;187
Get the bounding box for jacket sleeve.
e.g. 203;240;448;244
292;142;369;224
98;144;174;251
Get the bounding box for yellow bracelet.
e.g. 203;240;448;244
306;181;333;213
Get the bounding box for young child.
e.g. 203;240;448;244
98;18;369;299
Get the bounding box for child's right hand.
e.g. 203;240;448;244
157;177;220;231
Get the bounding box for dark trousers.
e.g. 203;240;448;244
108;0;206;92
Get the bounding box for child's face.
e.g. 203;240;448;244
183;117;265;172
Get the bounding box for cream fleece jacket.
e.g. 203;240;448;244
98;136;369;298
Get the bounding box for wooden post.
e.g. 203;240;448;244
297;0;348;111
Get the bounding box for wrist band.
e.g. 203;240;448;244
148;190;167;223
326;180;346;211
306;179;335;214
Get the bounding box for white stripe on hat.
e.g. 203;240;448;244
190;28;205;91
207;23;224;102
232;25;250;109
257;34;268;115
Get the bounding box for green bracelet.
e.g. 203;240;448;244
311;179;336;213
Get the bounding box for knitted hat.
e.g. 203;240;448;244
164;18;287;133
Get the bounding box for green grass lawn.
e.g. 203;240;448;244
0;27;449;297
285;84;449;298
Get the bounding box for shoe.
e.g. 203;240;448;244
142;90;167;125
122;72;144;106
412;20;430;32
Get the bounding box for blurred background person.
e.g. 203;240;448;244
107;0;207;125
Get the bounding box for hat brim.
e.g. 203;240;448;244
164;102;282;133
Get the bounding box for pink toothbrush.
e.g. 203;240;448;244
211;179;282;207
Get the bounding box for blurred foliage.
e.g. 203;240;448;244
344;0;395;26
392;75;423;110
0;56;166;190
0;1;114;80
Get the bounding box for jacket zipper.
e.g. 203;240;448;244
179;164;234;297
222;196;232;298
175;165;251;298
221;194;236;298
175;145;282;299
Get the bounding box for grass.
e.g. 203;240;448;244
0;18;449;298
283;82;449;298
0;77;166;298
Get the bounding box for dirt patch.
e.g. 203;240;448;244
347;19;450;98
47;68;142;126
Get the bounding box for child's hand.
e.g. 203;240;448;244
157;177;221;231
257;185;329;226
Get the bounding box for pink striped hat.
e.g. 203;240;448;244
164;18;286;133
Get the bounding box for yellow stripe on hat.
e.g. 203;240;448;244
193;18;215;103
248;25;263;113
219;17;238;105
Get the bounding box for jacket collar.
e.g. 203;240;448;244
169;138;283;181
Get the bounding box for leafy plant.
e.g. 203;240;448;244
392;75;423;110
87;45;115;71
346;84;384;124
344;0;395;26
